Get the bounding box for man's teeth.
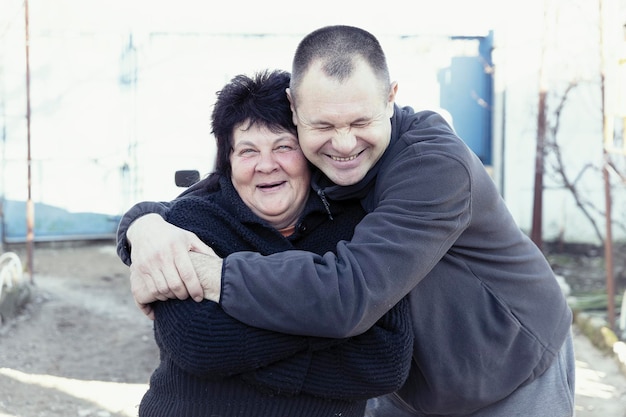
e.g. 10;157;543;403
331;155;358;162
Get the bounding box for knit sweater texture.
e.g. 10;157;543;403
138;176;413;417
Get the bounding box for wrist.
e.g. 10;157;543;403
127;213;162;246
189;252;223;302
203;258;223;302
204;283;221;303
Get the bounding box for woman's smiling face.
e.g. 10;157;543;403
230;122;311;230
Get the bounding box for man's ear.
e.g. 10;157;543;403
386;81;398;117
286;88;298;126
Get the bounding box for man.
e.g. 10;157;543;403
119;26;574;416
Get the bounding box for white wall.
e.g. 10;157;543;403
493;0;626;244
1;0;625;244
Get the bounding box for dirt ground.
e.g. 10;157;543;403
0;241;157;417
0;241;625;417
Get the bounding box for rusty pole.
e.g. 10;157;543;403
24;0;34;283
531;3;549;251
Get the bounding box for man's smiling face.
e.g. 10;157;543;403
288;59;396;186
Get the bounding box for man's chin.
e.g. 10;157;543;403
324;169;367;186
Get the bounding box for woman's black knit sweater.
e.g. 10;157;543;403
138;176;413;417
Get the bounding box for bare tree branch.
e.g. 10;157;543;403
544;81;605;243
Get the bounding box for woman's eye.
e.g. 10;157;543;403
239;148;258;156
275;145;294;152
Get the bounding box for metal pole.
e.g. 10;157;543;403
598;0;615;329
531;0;549;251
1;69;5;251
24;0;34;283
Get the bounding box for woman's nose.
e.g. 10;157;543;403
255;151;280;172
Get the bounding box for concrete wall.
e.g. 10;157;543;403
1;0;625;244
492;0;626;244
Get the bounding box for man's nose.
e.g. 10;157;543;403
331;127;357;154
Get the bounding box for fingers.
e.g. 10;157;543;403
175;255;204;302
130;266;168;307
189;236;215;256
134;298;155;320
126;214;216;310
181;235;217;301
159;258;193;300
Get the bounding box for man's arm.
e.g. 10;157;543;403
125;150;471;334
219;151;473;338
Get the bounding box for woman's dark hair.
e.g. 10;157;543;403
208;69;296;185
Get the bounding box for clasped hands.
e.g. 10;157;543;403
127;214;223;319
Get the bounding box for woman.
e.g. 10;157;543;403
134;70;412;417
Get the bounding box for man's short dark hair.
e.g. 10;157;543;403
290;25;390;102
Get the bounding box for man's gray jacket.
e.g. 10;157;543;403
117;107;572;415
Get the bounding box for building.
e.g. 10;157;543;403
1;0;625;246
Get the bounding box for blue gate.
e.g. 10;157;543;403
438;32;494;165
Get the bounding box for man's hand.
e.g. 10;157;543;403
127;213;214;315
189;251;223;302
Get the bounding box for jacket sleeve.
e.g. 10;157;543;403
116;177;214;265
153;297;413;400
241;297;413;400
